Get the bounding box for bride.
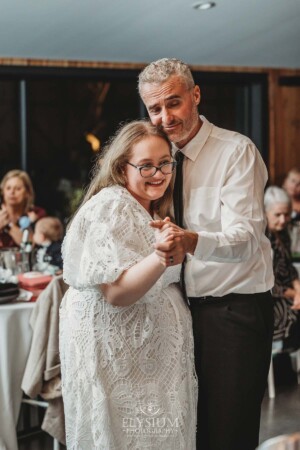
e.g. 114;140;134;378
60;120;197;449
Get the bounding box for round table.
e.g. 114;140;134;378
0;301;34;450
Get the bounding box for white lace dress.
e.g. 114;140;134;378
60;185;197;450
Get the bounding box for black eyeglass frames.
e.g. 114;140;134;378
126;161;177;178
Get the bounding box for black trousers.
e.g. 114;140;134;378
189;291;274;450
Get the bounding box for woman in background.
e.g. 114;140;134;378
0;170;45;248
282;168;300;220
282;168;300;255
264;186;300;345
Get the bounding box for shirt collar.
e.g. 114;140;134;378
172;115;213;161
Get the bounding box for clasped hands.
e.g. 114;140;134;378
149;217;198;267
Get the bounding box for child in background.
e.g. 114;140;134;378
33;217;64;271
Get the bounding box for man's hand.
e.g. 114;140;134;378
149;217;198;266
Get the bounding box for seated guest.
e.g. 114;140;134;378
0;170;46;248
33;217;64;270
283;167;300;220
282;168;300;255
264;186;300;346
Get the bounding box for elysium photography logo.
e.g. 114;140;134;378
122;416;179;437
122;393;179;438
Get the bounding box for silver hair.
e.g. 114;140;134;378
138;58;195;95
264;186;291;211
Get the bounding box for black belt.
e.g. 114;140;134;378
188;293;238;306
188;291;271;307
188;295;219;306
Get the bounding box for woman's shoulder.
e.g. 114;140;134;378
87;185;131;208
76;186;137;221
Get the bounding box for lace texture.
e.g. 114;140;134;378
60;186;197;449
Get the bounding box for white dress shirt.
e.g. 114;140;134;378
177;116;274;297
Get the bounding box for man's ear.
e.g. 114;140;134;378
193;85;201;106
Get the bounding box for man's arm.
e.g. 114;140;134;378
194;144;267;262
151;143;268;264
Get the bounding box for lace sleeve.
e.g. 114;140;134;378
162;265;181;288
63;188;152;290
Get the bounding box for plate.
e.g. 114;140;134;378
0;287;19;296
0;282;18;291
0;293;18;304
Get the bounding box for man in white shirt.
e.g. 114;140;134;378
138;58;274;450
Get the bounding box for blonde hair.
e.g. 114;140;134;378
74;120;173;221
35;217;64;242
0;169;35;212
138;58;195;95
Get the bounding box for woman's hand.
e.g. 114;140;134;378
0;207;10;231
150;217;186;267
292;279;300;294
27;210;38;224
291;291;300;310
154;217;184;243
150;217;198;266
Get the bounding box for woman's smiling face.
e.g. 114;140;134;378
124;135;173;213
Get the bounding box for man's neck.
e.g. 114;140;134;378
176;117;202;149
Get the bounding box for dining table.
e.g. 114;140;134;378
0;301;34;450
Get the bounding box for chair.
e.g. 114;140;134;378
256;432;300;449
20;274;68;446
20;397;60;450
267;340;300;399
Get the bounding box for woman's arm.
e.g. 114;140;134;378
7;223;24;245
100;252;165;307
292;278;300;293
101;224;183;307
291;279;300;309
0;206;33;246
282;280;300;310
0;209;24;245
0;208;9;231
283;287;296;299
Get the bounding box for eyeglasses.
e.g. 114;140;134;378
126;161;177;178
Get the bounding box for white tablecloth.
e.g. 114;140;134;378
0;302;34;450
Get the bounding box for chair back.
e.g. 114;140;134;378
257;433;300;449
